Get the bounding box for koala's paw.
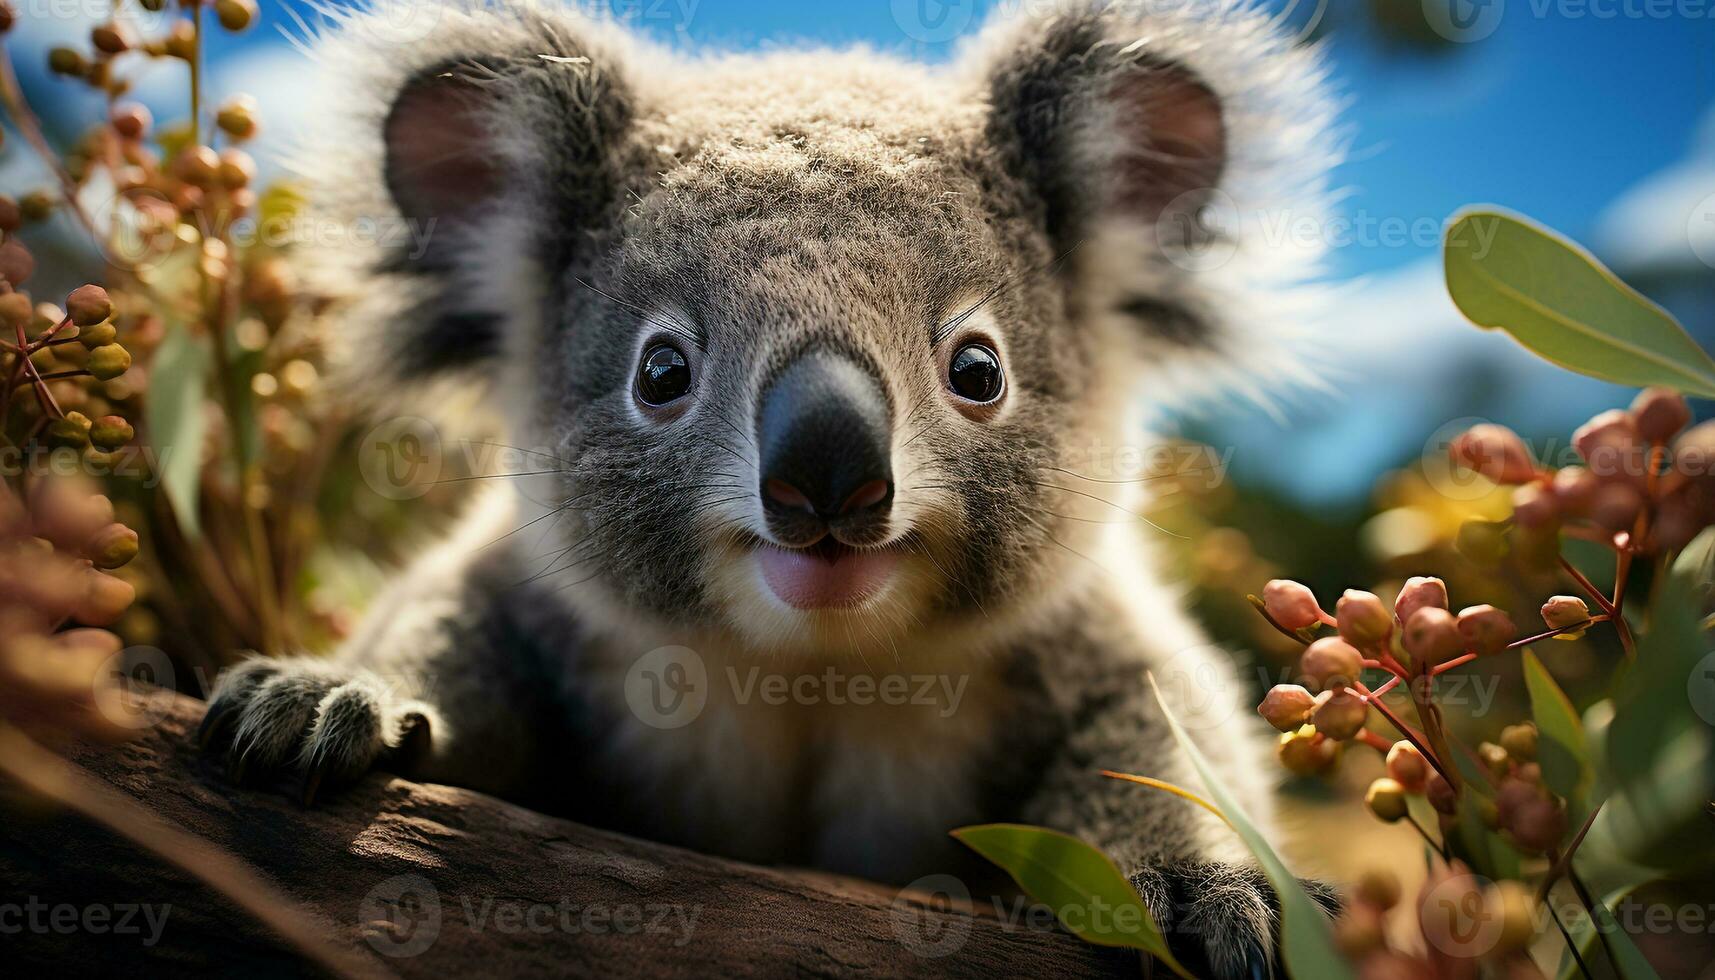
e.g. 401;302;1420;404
196;657;432;805
1131;862;1341;980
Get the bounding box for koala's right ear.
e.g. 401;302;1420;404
305;4;644;386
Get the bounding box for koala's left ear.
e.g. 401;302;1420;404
302;3;647;390
964;3;1339;384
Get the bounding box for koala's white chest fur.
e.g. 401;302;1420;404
580;643;1007;880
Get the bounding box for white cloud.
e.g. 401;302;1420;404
1593;103;1715;275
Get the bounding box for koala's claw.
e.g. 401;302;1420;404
1131;862;1340;980
198;657;431;804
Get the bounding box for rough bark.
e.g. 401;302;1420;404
0;690;1134;978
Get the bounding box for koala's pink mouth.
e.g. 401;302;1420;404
754;539;900;610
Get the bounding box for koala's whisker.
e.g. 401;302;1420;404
426;469;570;485
694;494;753;512
478;504;579;552
912;533;991;622
1031;507;1149;526
897;423;932;452
1018;511;1111;577
1041;465;1182;485
708;412;758;451
931;241;1085;345
572;277;705;351
1024;481;1183;539
703;438;750;467
464;440;578;467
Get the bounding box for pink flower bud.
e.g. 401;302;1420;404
1262;579;1324;630
1653;485;1710;552
1550;465;1599;515
1336;589;1393;647
1478;741;1512;775
1668;421;1715;492
1311;688;1369;741
1299;636;1363;692
1364;777;1408;822
1276;727;1339;775
1426;772;1456;815
1402;607;1462;667
1573;410;1646;483
1493;777;1542;827
1354;869;1402;911
1456;604;1516;656
1393;576;1447;628
1631;387;1691;444
1385;741;1430;793
1257;684;1315;732
1449;424;1537;484
1507;796;1568;854
1590;481;1644;532
1510;483;1558;529
1540;595;1590;630
1501;722;1538;761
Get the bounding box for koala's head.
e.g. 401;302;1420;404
310;0;1336;655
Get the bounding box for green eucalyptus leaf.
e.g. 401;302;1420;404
146;318;210;538
1146;675;1355;980
1670;526;1715;595
951;824;1192;978
1523;650;1591;807
1553;885;1662;980
1444;209;1715;397
1593;566;1715;871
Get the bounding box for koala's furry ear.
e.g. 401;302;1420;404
301;2;646;389
383;71;506;231
962;1;1342;398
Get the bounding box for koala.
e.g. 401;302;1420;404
197;1;1342;975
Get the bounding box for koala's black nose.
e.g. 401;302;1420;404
757;351;893;529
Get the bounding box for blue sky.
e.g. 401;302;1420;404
20;0;1709;281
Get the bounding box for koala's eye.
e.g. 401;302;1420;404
947;343;1003;403
636;343;692;405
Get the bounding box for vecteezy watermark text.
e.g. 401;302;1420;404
0;897;170;947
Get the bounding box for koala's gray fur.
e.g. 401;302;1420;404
202;2;1343;975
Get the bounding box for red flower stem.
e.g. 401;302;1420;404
1561;555;1636;660
1558;557;1618;618
1356;730;1392;753
1351;679;1448;782
1428;616;1611;677
36;315;73;346
13;318;62;420
1361;674;1402;700
1535;801;1605;902
1253;601;1313;646
1405;812;1448;861
36;370;91;381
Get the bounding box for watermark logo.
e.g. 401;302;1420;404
353;0;448;45
359;417;443;501
1156;188;1240;273
891;0;978;42
1421;416;1508;502
1689;651;1715;726
1420;873;1503;958
1424;0;1506;42
358;874;442;958
891;874;973;957
1155;646;1238;732
625;645;709;729
1689;191;1715;271
96;645;176;730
